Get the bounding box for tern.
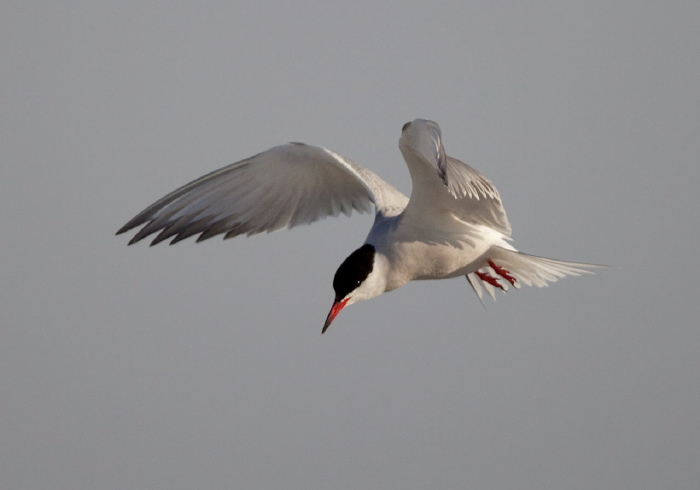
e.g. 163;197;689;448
118;119;600;333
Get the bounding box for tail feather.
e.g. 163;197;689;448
466;273;491;305
466;246;603;302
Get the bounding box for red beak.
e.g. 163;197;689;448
322;298;350;334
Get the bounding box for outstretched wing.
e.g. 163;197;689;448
117;143;407;245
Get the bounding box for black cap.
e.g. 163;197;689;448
332;244;376;301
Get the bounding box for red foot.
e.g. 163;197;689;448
476;271;505;290
488;260;517;286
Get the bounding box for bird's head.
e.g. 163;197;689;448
322;244;382;334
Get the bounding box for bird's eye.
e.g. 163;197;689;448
402;121;411;132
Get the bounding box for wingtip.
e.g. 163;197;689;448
124;233;140;246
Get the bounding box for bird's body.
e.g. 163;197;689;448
118;119;600;332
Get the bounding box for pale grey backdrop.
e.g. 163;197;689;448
2;1;698;489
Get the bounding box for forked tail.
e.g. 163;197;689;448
466;246;604;303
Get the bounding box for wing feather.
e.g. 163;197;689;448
440;155;512;235
399;120;512;236
117;143;407;245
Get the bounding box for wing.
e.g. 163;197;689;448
399;119;512;236
117;142;408;245
441;154;512;236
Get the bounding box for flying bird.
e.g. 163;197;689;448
117;119;600;333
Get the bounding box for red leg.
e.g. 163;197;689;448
488;260;517;286
476;270;505;290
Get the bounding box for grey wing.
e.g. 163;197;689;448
405;150;512;236
117;143;408;245
442;155;512;236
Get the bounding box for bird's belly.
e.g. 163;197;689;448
370;218;515;292
383;239;489;290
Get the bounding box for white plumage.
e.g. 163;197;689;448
118;119;600;332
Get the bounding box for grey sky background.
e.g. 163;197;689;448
2;1;698;489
